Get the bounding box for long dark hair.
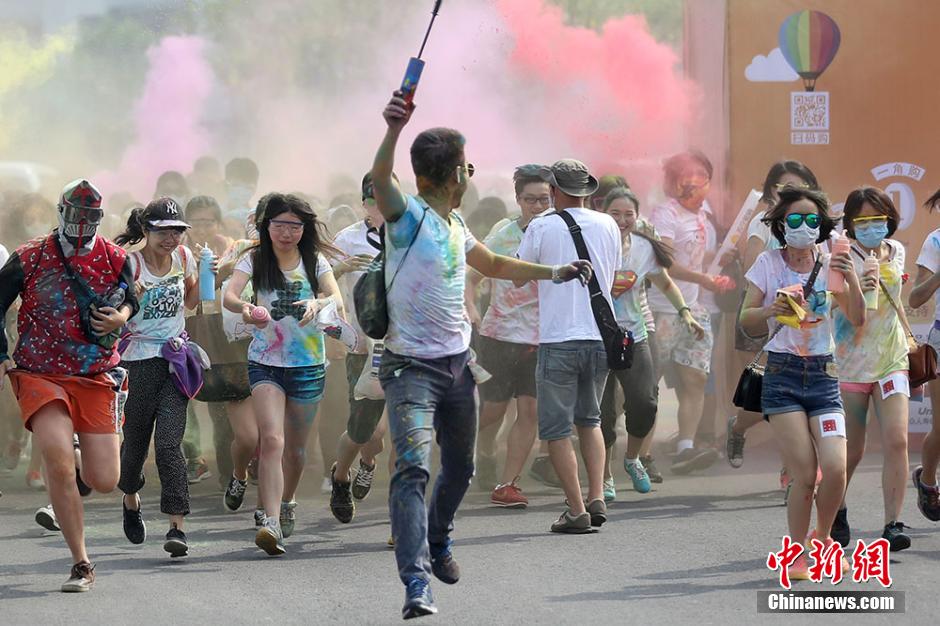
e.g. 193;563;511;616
603;187;674;269
759;160;819;204
925;188;940;212
114;206;150;247
246;192;341;294
762;187;835;247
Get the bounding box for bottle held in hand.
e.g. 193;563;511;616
199;244;216;301
828;232;850;293
863;251;879;310
251;305;270;329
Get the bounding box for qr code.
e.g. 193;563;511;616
791;92;829;131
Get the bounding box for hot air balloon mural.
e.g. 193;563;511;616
778;10;841;92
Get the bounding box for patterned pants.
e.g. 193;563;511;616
118;357;191;516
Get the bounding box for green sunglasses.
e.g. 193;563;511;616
785;213;821;229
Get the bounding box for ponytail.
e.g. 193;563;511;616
114;207;147;247
633;230;675;269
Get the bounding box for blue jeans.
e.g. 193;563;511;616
762;352;843;419
379;349;478;585
536;340;609;441
247;361;326;403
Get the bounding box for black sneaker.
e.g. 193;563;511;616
912;466;940;522
163;524;188;557
586;498;607;527
725;415;746;469
528;455;561;488
640;455;663;484
223;475;248;512
402;577;437;619
671;447;719;475
352;459;376;501
329;463;355;524
75;466;92;497
832;507;850;547
475;453;498;491
430;543;460;584
882;521;911;552
122;498;146;544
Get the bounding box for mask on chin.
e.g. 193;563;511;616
676;179;710;210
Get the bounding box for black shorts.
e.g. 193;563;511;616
345;353;386;445
476;334;538;403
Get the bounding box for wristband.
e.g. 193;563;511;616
676;306;691;316
552;265;563;284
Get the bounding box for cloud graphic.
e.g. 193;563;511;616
745;47;799;82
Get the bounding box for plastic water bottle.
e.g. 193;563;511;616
828;232;850;293
864;251;879;310
105;282;127;308
199;244;216;301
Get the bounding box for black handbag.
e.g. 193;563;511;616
556;210;633;370
732;255;822;412
353;208;427;340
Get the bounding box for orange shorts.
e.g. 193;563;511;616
9;369;128;435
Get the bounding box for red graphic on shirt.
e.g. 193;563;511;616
807;538;845;584
851;539;892;587
611;270;638;298
766;535;804;590
822;418;837;433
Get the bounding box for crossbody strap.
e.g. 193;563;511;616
385;207;428;292
556;211;617;330
849;245;914;340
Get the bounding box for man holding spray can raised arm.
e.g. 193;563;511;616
371;90;592;619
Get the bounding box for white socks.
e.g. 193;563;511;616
677;438;694;453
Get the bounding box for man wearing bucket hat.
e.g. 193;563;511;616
517;159;622;534
0;179;139;592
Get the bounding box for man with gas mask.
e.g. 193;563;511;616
0;179;139;593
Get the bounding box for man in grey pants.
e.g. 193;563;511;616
517;160;622;533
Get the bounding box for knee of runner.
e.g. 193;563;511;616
881;430;909;456
83;467;119;493
818;460;846;483
260;432;285;454
44;457;77;485
792;465;819;489
282;444;306;466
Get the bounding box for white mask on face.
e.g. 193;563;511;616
784;223;819;249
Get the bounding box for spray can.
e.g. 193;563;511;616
199;244;216;301
863;251;879;310
251;306;270;330
828;232;850;293
400;57;426;103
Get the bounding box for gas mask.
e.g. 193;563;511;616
56;179;104;256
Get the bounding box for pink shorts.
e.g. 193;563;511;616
839;371;907;395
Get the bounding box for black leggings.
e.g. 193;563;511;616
600;339;658;448
119;357;191;516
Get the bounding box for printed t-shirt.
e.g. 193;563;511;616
478;218;539;346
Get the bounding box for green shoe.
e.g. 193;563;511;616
603;477;616;503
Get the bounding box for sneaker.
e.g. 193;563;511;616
26;470;45;490
726;415;746;469
330;463;355;523
402;577;437;619
491;478;528;508
586;498;607;527
35;504;60;532
61;561;95;592
603;477;616;503
671;447;719;475
624;458;651;494
912;466;940;522
789;553;809;582
831;507;850;548
223;475;248;512
254;508;265;527
550;510;594;534
280;500;297;538
163;524;188;557
528;455;561;488
255;517;286;556
430;542;460;584
640;455;663;484
75;466;92;497
475;453;498;491
247;456;260;485
186;458;212;484
351;459;376;501
122;497;146;545
882;521;911;552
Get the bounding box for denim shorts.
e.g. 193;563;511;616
536;340;609;441
247;361;326;403
761;352;843;419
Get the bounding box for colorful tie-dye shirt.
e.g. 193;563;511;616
745;249;832;356
834;240;908;382
234;252;331;367
384;195;477;358
478;218;538;346
611;234;662;343
122;247;197;361
648;198;709;312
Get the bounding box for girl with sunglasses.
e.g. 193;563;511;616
740;187;866;580
224;192;343;556
831;187;911;552
114;198;202;557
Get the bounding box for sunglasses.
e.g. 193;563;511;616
774;182;812;191
269;219;304;234
784;213;821;229
852;215;888;226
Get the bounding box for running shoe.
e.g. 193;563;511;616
255;517;286;556
671;447;718;475
640;455;663;483
475;453;498;492
122;498;146;545
163;524;188;558
223;475;248;512
586;498;607;527
402;577;437;619
352;459;376;501
491;478;528;508
26;470;45;490
186;458;212;484
35;504;59;532
831;507;850;547
329;463;355;523
726;415;746;469
603;477;616;503
788;553;809;582
624;458;651;494
550;510;594;534
528;455;561;487
430;541;460;584
61;561;95;593
253;508;265;527
280;500;297;538
912;466;940;522
882;521;911;552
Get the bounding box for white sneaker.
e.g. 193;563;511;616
35;504;60;531
255;517;285;556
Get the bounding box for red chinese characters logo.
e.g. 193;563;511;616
766;536;804;590
851;538;892;587
807;538;845;584
768;536;892;589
